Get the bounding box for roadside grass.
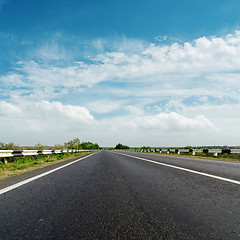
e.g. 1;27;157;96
159;152;240;162
174;152;240;162
0;151;95;179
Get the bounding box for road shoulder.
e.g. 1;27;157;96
0;152;95;190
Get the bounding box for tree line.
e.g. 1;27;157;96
0;138;100;150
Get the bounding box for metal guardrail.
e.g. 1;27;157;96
131;148;240;157
230;149;240;154
0;149;94;164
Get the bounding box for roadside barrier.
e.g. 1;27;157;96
119;148;240;157
0;149;94;164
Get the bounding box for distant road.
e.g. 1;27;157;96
0;151;239;239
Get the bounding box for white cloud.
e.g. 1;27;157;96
34;42;66;61
0;99;218;146
135;112;215;131
0;101;22;115
1;31;240;146
1;73;26;88
155;35;167;42
92;36;146;53
0;100;94;132
1;97;240;147
2;30;240;103
93;110;218;147
35;101;94;122
125;105;144;116
86;100;124;114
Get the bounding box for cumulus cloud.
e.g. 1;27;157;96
0;100;97;143
0;101;22;115
0;98;218;146
0;100;94;130
35;101;94;122
1;31;240;146
92;110;219;146
135;112;215;131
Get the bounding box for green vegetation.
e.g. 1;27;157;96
64;138;100;150
0;151;94;179
187;152;240;161
0;138;101;179
64;138;81;149
0;138;101;150
0;142;21;150
184;146;193;150
141;146;152;150
115;143;130;149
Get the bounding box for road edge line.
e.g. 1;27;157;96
114;152;240;185
0;152;98;195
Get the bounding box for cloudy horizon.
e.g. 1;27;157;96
1;0;240;147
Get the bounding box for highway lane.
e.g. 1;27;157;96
114;151;240;183
0;150;239;239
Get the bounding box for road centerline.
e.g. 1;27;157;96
0;152;98;195
114;152;240;185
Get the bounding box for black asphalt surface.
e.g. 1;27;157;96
0;150;239;239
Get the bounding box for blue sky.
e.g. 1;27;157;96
1;0;240;147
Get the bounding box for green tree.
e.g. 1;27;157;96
63;138;101;150
64;138;81;149
115;143;130;149
34;142;47;150
80;142;100;149
3;142;20;150
141;146;151;150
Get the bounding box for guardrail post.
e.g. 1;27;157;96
37;150;43;155
222;149;231;154
203;149;209;154
3;158;7;164
13;150;23;157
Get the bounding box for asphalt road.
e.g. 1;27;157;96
0;150;239;239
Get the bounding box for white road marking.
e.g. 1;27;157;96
0;152;98;195
115;152;240;185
